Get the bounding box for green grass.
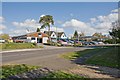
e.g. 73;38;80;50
0;43;43;50
1;64;88;79
61;47;119;68
42;71;88;79
61;48;102;60
1;64;39;78
85;47;119;68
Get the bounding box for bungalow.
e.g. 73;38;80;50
12;32;48;43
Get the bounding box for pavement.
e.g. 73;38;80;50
0;45;67;53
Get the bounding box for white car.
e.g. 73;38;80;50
98;42;104;45
0;38;5;43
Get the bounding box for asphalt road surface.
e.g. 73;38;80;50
2;47;90;70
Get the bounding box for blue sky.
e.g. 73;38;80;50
1;2;118;37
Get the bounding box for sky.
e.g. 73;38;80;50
0;2;118;37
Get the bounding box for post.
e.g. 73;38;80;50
56;26;57;43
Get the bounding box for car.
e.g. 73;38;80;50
98;42;105;45
0;38;5;43
14;38;29;43
58;40;68;46
90;41;99;45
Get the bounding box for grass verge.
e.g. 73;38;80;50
61;47;119;68
61;48;101;60
42;71;88;79
1;64;39;79
1;64;87;79
0;43;43;51
85;47;119;68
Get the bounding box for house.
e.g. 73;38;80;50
44;31;57;42
44;31;67;42
57;32;67;39
12;32;48;43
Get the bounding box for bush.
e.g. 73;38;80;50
32;43;37;46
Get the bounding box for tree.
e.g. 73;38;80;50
92;33;103;38
109;21;120;43
39;15;54;41
36;28;40;32
0;34;9;40
79;32;85;37
109;21;120;39
92;33;104;41
73;30;78;39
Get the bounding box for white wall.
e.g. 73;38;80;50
51;32;57;38
61;33;67;39
42;37;48;43
30;37;37;43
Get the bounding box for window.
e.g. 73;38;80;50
38;33;41;35
20;37;27;39
31;37;35;40
38;33;42;37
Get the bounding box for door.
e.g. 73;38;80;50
37;38;42;43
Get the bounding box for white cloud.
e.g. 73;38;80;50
9;29;28;36
0;24;6;30
62;19;95;35
12;19;41;28
62;8;118;36
111;9;118;13
90;18;96;23
40;26;64;33
11;18;64;36
11;19;41;36
0;16;4;23
0;16;7;32
40;14;45;17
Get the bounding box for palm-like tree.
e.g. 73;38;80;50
39;15;54;41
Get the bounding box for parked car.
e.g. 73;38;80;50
58;40;68;46
90;41;99;45
14;38;29;43
98;42;105;45
0;38;5;43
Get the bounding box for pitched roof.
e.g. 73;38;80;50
57;32;65;37
27;32;48;37
12;32;48;38
44;31;56;36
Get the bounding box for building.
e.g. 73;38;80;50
44;31;57;42
12;32;48;43
79;36;97;41
57;32;67;39
44;31;67;42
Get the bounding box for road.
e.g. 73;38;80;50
2;47;89;70
2;47;116;78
